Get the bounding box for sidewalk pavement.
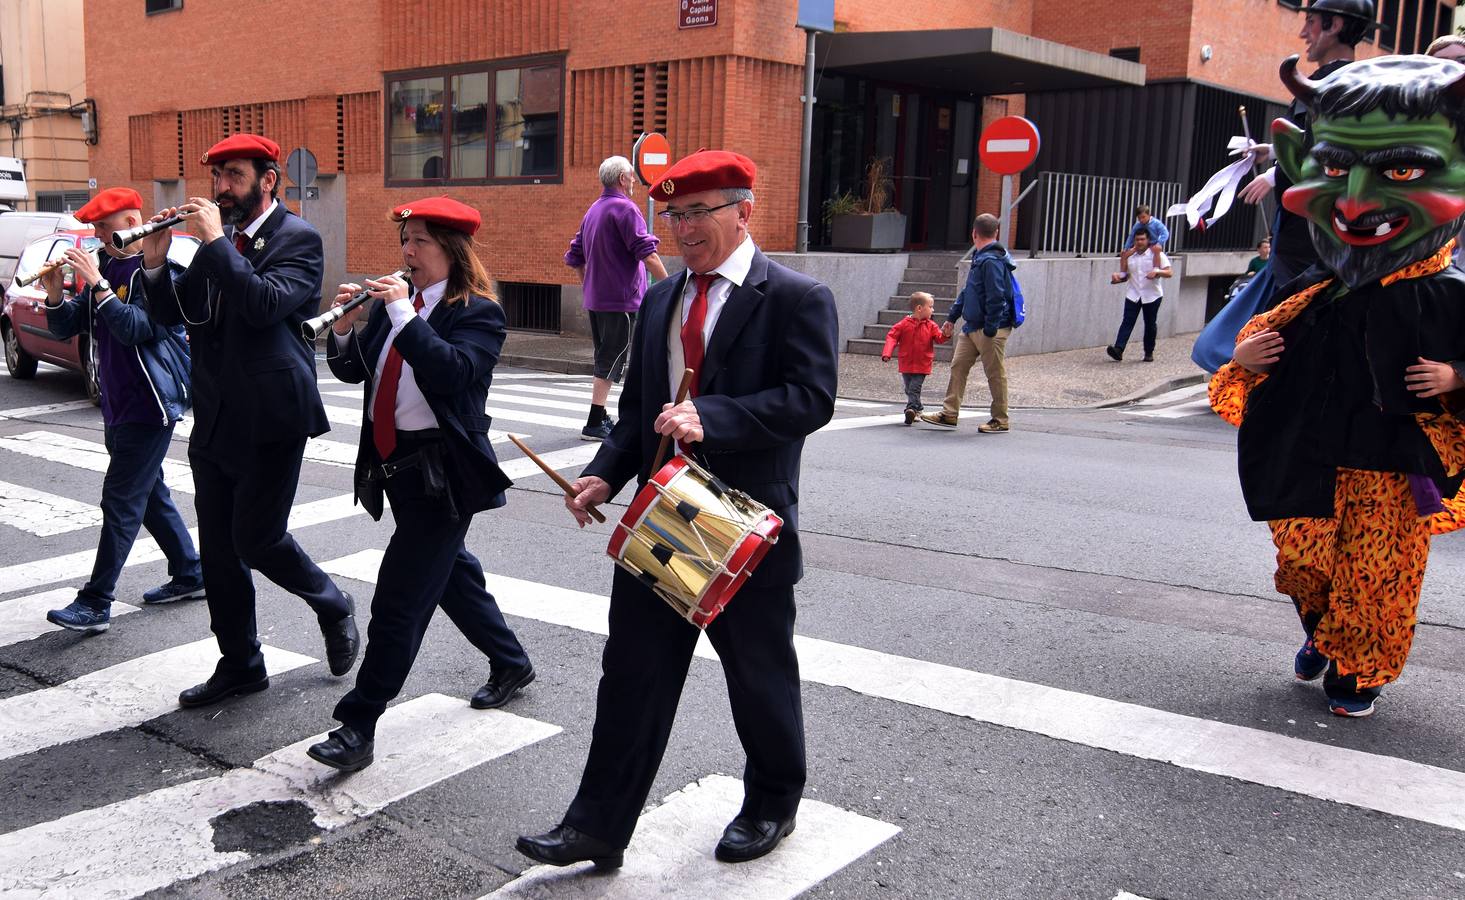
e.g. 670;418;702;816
500;330;1209;409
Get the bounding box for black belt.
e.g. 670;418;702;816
369;429;443;481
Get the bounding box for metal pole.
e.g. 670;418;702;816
998;174;1013;249
795;28;816;253
646;196;654;236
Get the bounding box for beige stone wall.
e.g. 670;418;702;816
0;0;89;209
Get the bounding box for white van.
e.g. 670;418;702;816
0;211;84;283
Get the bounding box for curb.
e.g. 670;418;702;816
1091;372;1208;409
499;353;596;376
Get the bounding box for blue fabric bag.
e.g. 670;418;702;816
1191;264;1275;373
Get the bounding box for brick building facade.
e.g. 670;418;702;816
83;0;1457;318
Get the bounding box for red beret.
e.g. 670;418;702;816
75;188;144;223
391;197;482;236
651;150;756;201
201;133;281;166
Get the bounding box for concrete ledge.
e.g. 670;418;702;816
499;353;595;376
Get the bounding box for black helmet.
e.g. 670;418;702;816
1303;0;1378;28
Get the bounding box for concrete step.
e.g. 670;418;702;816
906;251;968;264
888;296;955;314
898;280;959;296
847;336;955;362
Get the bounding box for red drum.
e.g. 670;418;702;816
606;456;782;629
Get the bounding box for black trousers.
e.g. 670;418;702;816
333;440;529;738
563;566;806;848
1113;298;1162;356
189;438;349;678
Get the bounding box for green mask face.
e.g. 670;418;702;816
1273;57;1465;287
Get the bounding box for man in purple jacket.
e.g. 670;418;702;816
566;156;668;441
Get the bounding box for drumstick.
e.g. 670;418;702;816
652;368;696;475
507;434;606;524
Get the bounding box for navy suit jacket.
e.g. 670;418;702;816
145;203;330;449
326;293;513;520
584;247;839;588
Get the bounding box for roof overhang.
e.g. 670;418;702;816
815;27;1146;94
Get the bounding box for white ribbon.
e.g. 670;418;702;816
1166;136;1262;232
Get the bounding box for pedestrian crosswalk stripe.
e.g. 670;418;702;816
500;444;600;481
487;774;899;899
0;639;316;762
0;694;559;899
0;588;139;647
0;480;101;535
483;405;591;431
493;372;578;380
834;398;889;409
0;431;194;493
0;399;96;421
494;384;620;403
1120;397;1214;419
171;417;366;467
816;413;908;432
322;550;1465;837
486;391;601;414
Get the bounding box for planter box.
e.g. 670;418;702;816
830;211;907;251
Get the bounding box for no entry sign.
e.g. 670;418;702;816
979;116;1041;176
633;132;672;186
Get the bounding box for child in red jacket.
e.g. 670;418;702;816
883;291;949;424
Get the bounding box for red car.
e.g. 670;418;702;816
3;228;200;404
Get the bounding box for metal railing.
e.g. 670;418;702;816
1033;172;1186;257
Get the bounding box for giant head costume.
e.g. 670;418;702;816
1273;54;1465;288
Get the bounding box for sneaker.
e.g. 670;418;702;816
903;408;917;425
1106;345;1123;361
1327;689;1379;718
918;412;959;428
143;577;206;605
580;418;613;442
1143;353;1155;362
46;601;111;633
977;420;1010;434
1294;637;1327;682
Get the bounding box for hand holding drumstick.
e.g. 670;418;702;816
506;434;607;527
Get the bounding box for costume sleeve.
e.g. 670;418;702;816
694;281;839;451
1208;361;1266;427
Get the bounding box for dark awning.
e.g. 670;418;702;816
814;27;1146;94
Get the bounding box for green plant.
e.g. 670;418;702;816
821;190;860;227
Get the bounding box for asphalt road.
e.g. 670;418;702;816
2;365;1464;900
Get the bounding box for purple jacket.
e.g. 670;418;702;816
565;189;659;312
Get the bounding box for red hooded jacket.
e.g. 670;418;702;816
882;315;948;374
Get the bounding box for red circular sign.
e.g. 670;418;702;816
978;116;1041;176
633;133;672;186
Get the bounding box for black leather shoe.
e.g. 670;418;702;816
321;593;360;677
305;725;375;772
471;663;535;709
178;671;269;708
516;824;623;870
714;815;796;863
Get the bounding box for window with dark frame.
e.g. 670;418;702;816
1401;0;1421;53
145;0;182;14
1380;0;1401;51
385;57;563;186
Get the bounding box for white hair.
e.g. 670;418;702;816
599;156;634;188
722;188;755;204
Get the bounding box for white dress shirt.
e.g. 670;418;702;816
667;235;756;396
333;279;445;432
1123;250;1171;304
237;199;278;241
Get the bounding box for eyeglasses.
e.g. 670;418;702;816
657;200;740;226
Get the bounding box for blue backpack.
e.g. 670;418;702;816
1009;272;1026;327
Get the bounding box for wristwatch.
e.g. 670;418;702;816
93;278;112;295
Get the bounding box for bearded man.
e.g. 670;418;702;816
141;133;359;708
1211;56;1465;718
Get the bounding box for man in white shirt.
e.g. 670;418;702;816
1106;229;1173;362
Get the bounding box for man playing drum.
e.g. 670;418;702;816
516;150;839;868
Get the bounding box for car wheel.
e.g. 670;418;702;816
3;318;38;379
81;337;102;406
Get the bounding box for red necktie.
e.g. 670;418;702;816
681;273;717;398
371;294;426;460
233;231;248;254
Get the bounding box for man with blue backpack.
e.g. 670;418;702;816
920;213;1021;433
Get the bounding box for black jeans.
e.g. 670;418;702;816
900;373;928;410
1114;298;1162;356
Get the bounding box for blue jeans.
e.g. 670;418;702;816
77;422;200;610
